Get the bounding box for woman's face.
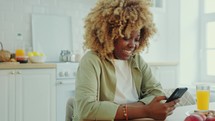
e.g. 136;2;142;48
113;31;140;60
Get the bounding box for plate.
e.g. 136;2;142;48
185;110;194;116
185;110;215;116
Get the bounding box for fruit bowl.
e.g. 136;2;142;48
184;110;215;121
29;56;46;63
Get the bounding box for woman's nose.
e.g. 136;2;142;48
128;39;135;48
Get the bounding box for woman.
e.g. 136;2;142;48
70;0;178;120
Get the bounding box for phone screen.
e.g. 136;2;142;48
165;87;188;103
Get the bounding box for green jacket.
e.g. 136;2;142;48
73;51;164;121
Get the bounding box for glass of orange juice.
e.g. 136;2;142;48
15;49;25;57
196;84;210;110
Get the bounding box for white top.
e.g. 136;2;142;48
113;60;139;104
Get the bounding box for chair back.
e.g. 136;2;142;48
164;88;196;106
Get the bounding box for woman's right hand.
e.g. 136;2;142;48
144;96;178;120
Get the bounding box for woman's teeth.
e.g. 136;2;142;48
123;50;132;55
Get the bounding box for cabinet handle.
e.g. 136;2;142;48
16;71;21;74
56;81;75;85
58;81;63;85
10;71;15;74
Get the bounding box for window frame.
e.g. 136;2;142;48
199;0;215;82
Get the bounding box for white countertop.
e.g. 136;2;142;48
0;62;56;69
132;102;215;121
0;61;178;69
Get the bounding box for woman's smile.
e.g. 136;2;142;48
123;50;133;55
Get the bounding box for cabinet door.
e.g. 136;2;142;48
0;70;16;121
56;80;75;121
15;69;56;121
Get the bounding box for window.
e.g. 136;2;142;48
204;0;215;13
200;0;215;81
206;22;215;76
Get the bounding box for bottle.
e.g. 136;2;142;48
15;33;25;57
15;33;28;63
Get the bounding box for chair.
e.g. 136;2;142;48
164;88;196;107
65;97;74;121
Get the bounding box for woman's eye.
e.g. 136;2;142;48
122;37;140;42
135;39;139;42
123;37;130;41
135;37;140;42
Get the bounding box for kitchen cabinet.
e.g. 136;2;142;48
0;68;56;121
149;64;178;89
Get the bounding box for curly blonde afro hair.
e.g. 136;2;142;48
83;0;156;59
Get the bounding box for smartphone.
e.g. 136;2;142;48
165;87;188;103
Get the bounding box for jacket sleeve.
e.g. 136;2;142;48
73;52;119;120
136;55;165;104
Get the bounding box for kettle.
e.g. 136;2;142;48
0;41;11;62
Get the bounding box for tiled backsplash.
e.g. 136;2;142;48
0;0;96;53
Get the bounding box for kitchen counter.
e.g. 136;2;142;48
0;61;178;69
0;62;56;69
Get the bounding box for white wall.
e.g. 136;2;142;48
166;0;180;62
141;8;169;62
0;0;96;54
0;0;181;63
141;0;200;87
142;0;180;62
179;0;199;85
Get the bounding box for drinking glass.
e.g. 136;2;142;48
196;84;210;110
15;49;25;57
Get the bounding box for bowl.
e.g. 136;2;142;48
29;56;46;63
16;56;28;63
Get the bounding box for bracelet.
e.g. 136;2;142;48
122;104;128;121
